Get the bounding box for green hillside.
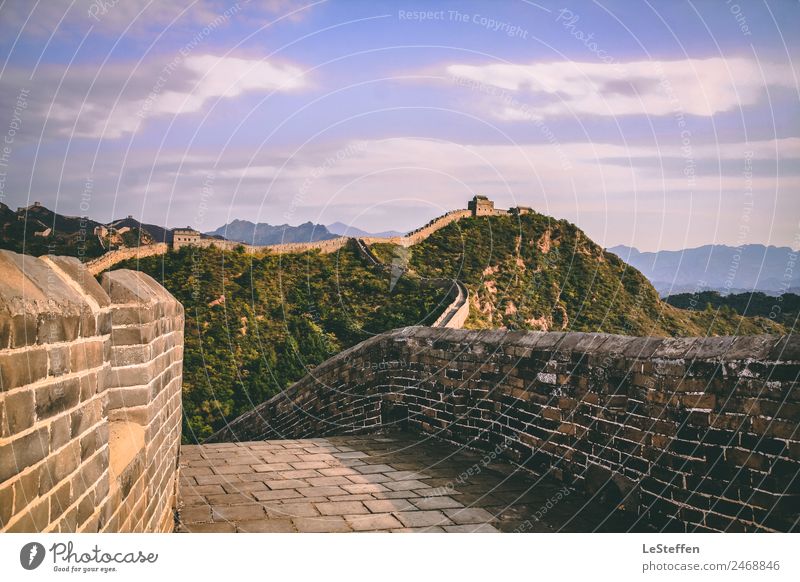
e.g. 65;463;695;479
665;290;799;329
377;212;787;337
84;212;790;441
117;240;450;441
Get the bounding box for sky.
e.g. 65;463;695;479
0;0;797;251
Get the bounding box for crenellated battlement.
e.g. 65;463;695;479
0;250;183;532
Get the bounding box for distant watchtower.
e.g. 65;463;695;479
468;195;494;217
172;227;200;249
510;206;533;216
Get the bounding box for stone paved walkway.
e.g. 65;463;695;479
178;433;641;533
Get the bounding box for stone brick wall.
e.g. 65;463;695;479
0;250;183;532
212;326;799;532
429;280;469;329
86;243;168;275
362;210;473;248
260;237;349;255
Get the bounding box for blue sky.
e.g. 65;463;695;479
0;0;797;251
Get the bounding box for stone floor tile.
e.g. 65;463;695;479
261;453;301;463
188;484;225;496
280;469;322;479
386;471;431;481
318;467;358;477
394;511;452;528
237;519;295;533
211;504;268;521
252;489;304;502
412;496;464;510
306;476;352;487
356;464;395;474
364;499;416;513
195;474;241;486
251;463;294;473
181;522;236;533
222;481;267;494
263;479;310;490
414;487;458;497
290;461;329;470
341;483;388;495
299;486;346;498
443;524;501;533
345;513;403;531
183;467;213;477
264;502;319;518
296;454;336;462
326;494;373;503
297;497;328;504
385;479;429;491
205;493;254;505
213;464;253;475
315;501;369;516
333;451;370;459
179;506;211;523
345;473;393;484
293;516;352;533
336;459;366;467
443;507;498;524
371;490;421;500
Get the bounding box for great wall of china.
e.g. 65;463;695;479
85;196;521;276
210;326;800;533
2;249;798;533
4;196;797;533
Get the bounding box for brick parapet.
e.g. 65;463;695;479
211;326;800;532
0;250;183;532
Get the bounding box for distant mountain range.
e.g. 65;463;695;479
0;202;138;258
608;244;800;296
206;219;404;245
326;222;404;239
1;201;408;258
206;220;339;245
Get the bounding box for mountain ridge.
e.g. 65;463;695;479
326;221;404;238
608;243;800;296
206;219;338;245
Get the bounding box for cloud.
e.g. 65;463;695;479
0;0;314;38
6;135;798;251
445;58;796;119
0;54;308;139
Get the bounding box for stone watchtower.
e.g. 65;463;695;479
468;195;494;217
172;227;200;249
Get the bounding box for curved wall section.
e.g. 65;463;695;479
0;250;183;532
211;326;799;532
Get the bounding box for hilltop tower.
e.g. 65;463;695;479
172;227;200;249
468;195;494;217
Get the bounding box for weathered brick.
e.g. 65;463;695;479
6;498;49;532
0;427;49;482
0;347;48;391
35;378;80;420
1;389;35;436
0;483;14;527
70;340;105;372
